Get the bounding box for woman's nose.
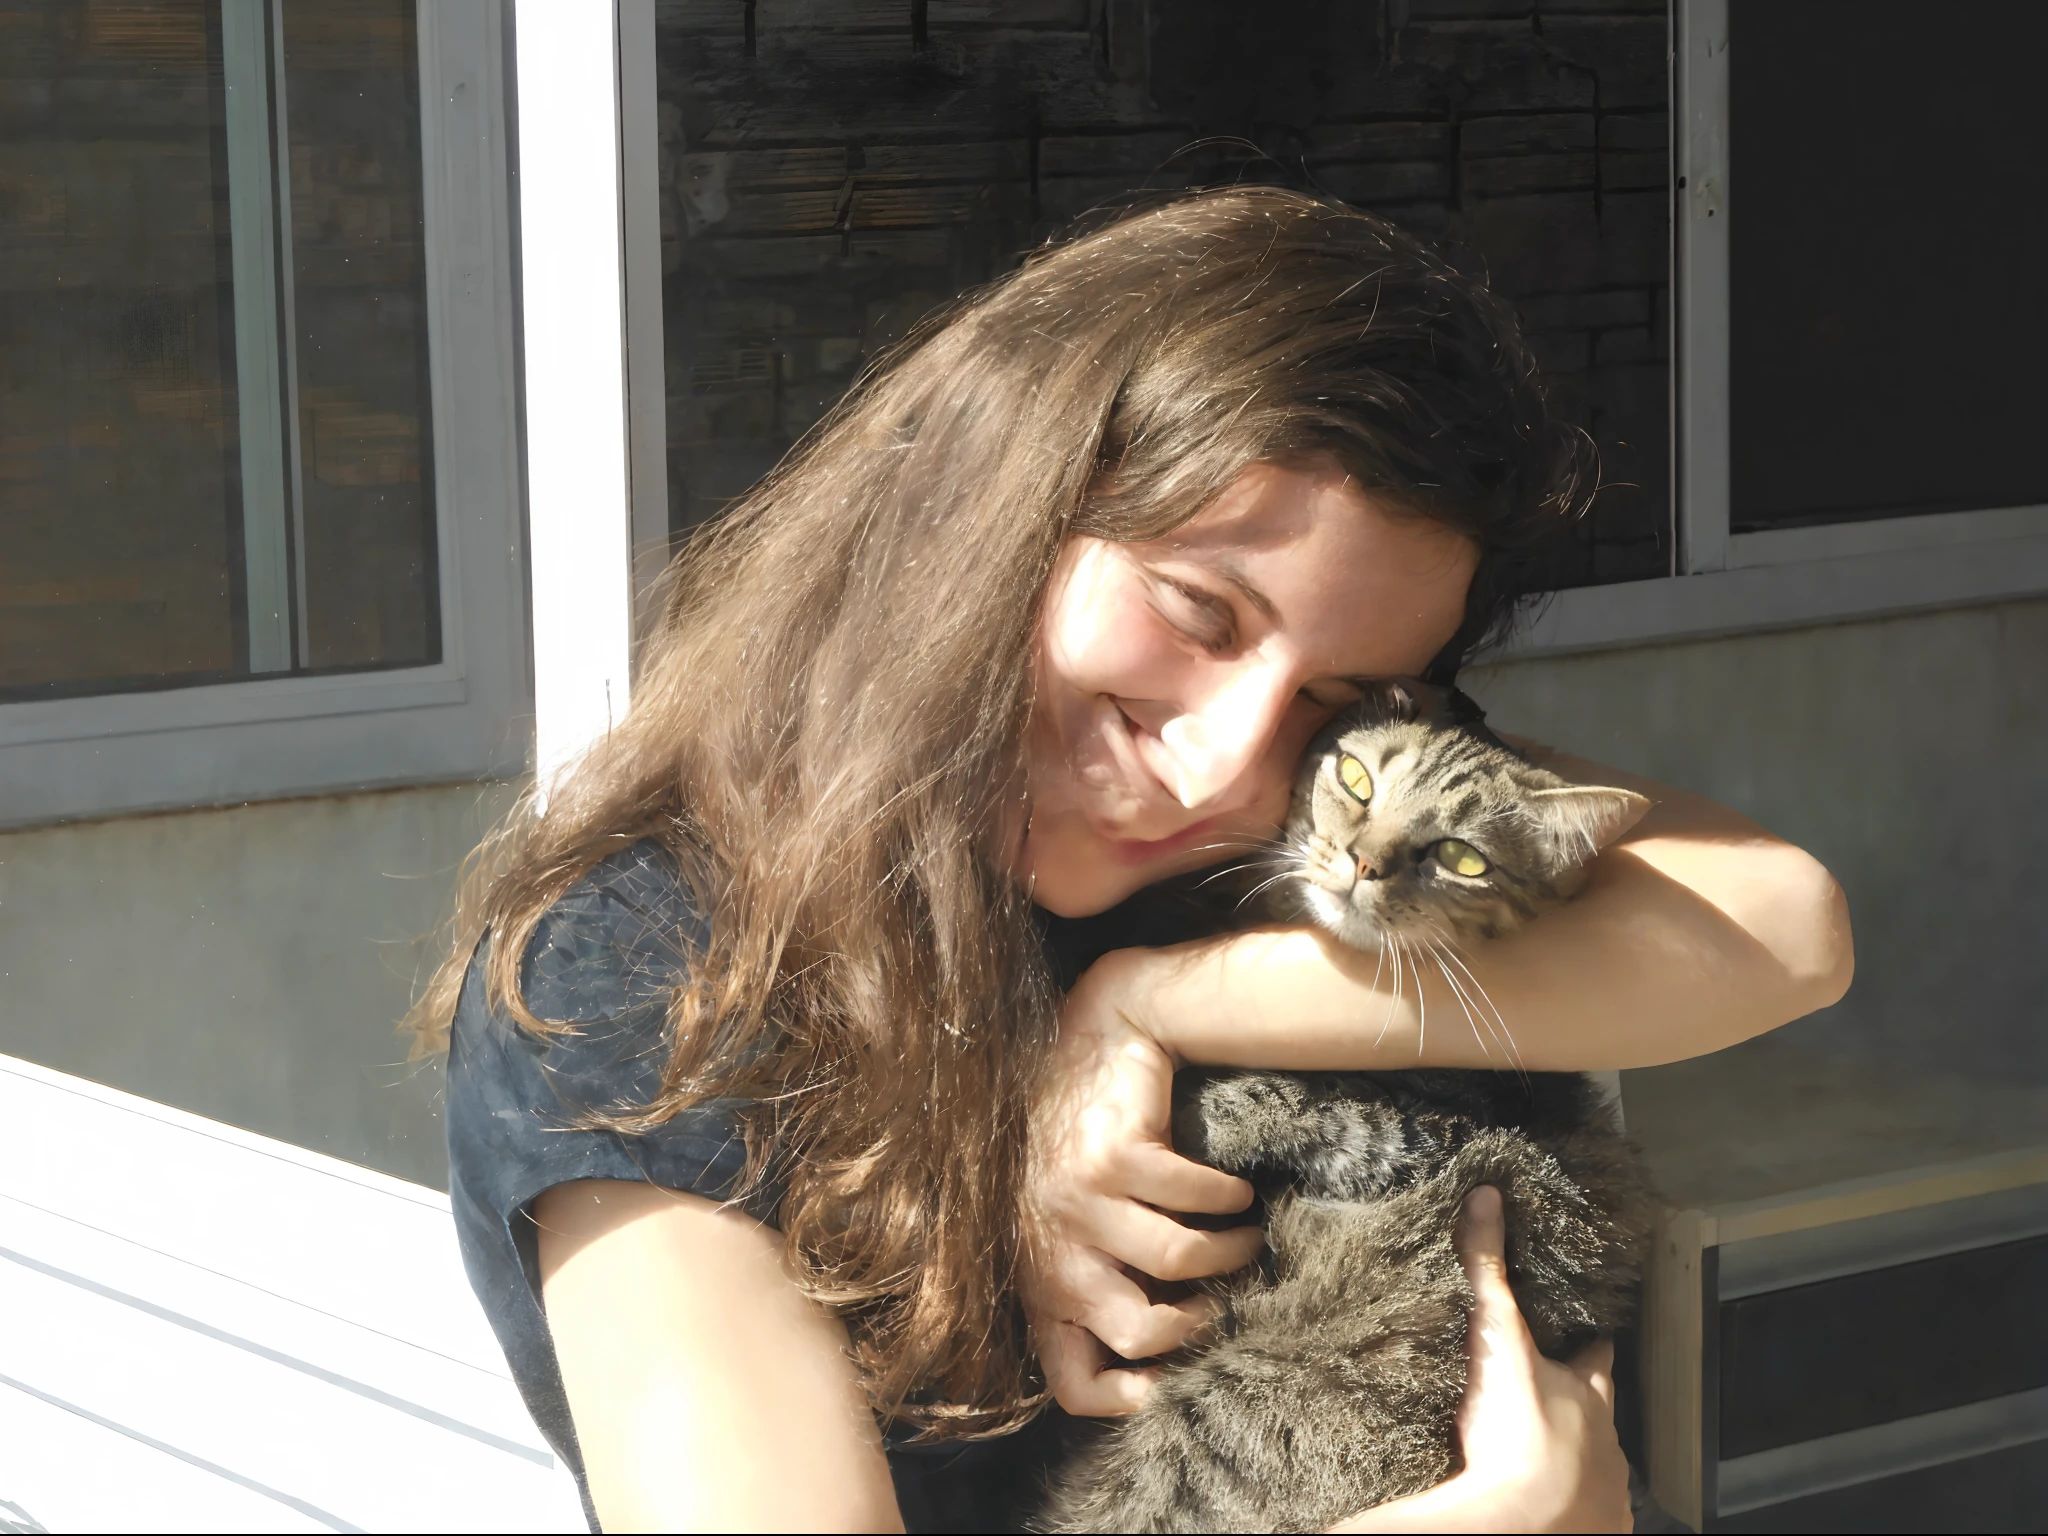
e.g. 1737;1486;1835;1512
1155;660;1296;811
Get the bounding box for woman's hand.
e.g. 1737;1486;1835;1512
1020;949;1265;1415
1333;1185;1632;1534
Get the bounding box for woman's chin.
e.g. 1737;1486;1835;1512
1021;819;1165;917
1026;858;1150;918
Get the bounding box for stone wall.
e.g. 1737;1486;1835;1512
655;0;1669;587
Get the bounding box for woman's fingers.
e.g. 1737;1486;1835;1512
1453;1182;1508;1293
1038;1318;1158;1416
1023;975;1265;1414
1084;1291;1223;1363
1090;1196;1265;1283
1054;1244;1225;1360
1455;1184;1536;1361
1121;1140;1256;1217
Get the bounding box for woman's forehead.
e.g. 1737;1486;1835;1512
1157;463;1477;671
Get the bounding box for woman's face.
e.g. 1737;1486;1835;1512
1022;459;1479;917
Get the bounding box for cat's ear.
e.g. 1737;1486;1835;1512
1526;785;1652;865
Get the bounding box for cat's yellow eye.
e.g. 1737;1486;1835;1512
1336;754;1373;804
1435;839;1490;878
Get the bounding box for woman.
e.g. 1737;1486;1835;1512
421;189;1851;1532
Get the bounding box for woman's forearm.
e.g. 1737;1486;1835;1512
1125;768;1852;1072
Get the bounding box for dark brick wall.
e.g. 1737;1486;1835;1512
656;0;1669;588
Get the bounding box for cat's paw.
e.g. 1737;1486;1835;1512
1172;1069;1310;1174
1173;1069;1411;1200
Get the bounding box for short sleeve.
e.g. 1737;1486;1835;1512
444;840;770;1518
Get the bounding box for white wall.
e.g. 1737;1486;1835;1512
0;782;515;1188
1467;595;2048;1085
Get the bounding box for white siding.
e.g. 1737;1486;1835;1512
0;1054;583;1534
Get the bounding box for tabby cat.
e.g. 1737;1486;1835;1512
1039;681;1657;1534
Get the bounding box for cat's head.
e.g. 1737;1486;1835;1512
1280;680;1649;950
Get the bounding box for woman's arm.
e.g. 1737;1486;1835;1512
1133;757;1853;1071
1026;766;1852;1411
536;1180;903;1534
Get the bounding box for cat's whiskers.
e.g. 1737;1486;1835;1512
1433;937;1525;1076
1412;929;1495;1064
1191;837;1306;904
1185;834;1290;865
1404;934;1426;1057
1237;866;1308;910
1425;925;1507;1073
1374;934;1403;1048
1422;934;1507;1070
1193;855;1283;886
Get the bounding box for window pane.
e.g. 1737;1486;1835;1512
1730;1;2048;532
281;0;437;670
654;4;1670;589
0;0;437;703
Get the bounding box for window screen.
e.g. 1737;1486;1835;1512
0;0;437;702
1729;1;2048;532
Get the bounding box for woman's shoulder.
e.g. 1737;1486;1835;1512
448;838;717;1127
446;837;761;1208
514;838;709;1026
442;840;762;1493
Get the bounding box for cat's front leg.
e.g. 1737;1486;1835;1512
1172;1068;1413;1201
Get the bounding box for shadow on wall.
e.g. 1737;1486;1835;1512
1467;596;2048;1086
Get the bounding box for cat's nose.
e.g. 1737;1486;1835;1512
1356;854;1382;882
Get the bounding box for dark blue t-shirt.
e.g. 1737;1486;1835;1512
446;840;1221;1532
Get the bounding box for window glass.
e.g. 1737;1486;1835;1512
654;4;1670;590
1730;1;2048;531
0;0;436;703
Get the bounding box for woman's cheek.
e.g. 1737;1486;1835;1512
1049;578;1180;698
1250;702;1329;816
1280;696;1337;759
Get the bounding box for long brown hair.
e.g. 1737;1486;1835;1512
411;187;1590;1434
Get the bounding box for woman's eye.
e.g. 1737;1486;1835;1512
1337;754;1373;803
1154;576;1235;652
1434;839;1490;878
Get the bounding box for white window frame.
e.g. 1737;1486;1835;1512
511;0;667;795
1508;0;2048;660
0;0;531;830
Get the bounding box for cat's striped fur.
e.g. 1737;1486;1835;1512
1038;682;1656;1534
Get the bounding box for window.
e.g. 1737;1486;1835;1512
648;2;1671;589
1;0;526;826
1524;0;2048;655
3;0;439;701
1727;3;2048;537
